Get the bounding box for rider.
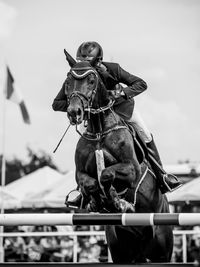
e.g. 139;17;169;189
52;41;181;195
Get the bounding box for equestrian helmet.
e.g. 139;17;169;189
76;41;103;63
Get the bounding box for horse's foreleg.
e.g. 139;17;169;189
100;162;139;211
101;162;139;189
77;171;103;211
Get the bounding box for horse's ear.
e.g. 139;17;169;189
64;49;76;67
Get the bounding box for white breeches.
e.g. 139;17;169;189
128;107;152;143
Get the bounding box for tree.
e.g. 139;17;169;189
0;147;59;185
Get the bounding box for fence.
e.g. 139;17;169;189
1;213;200;226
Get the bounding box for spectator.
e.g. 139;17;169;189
40;235;59;261
4;233;26;262
172;235;183;262
188;226;200;263
27;236;44;262
58;236;74;262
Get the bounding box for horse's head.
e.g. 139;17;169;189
64;50;109;125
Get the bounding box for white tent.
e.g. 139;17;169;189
21;170;76;208
5;166;66;203
166;176;200;204
163;163;193;175
164;163;200;176
195;164;200;174
0;187;22;210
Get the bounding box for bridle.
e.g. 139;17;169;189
66;64;126;142
67;65;115;116
67;66;99;111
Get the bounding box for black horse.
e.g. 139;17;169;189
63;50;173;263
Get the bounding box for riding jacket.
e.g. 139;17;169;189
52;62;147;121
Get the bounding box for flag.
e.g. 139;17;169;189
5;66;31;124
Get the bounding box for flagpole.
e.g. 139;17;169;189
1;69;6;209
0;67;7;263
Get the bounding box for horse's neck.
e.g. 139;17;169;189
87;109;121;134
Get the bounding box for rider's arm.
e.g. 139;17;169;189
52;82;68;112
117;64;147;99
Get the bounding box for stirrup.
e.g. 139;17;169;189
161;174;182;194
65;189;83;209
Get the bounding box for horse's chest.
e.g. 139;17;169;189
75;137;120;174
75;142;99;177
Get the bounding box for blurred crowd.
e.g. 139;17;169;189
3;223;200;263
4;225;107;263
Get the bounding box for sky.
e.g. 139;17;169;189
0;0;199;172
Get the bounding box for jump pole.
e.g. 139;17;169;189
0;213;200;226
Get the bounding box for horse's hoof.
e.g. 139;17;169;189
119;199;135;213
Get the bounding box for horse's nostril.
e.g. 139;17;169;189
67;107;83;125
67;106;72;115
77;108;82;116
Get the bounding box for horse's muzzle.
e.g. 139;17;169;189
67;106;84;125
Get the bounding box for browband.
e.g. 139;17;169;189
70;69;97;79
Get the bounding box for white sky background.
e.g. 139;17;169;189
0;0;199;172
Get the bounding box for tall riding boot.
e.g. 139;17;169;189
146;137;182;194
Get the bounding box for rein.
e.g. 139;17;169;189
53;123;71;153
80;124;128;141
84;98;115;114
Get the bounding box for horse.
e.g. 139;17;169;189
63;50;173;263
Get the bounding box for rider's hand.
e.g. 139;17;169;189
96;62;107;73
108;86;125;99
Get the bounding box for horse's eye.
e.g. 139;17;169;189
65;80;69;88
88;74;96;86
65;84;69;95
64;79;70;94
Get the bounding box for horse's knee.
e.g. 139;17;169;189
82;179;99;194
100;168;115;187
